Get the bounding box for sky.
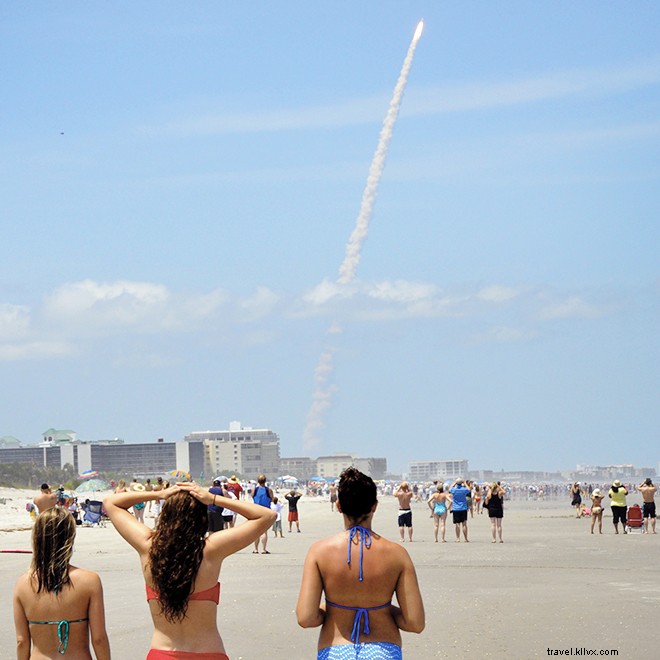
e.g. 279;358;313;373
1;2;658;474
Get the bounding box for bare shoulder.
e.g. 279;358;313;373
14;572;31;595
69;565;103;590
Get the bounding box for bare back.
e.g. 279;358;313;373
306;530;417;648
142;540;226;653
14;566;103;660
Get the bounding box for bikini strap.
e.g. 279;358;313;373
325;600;390;644
346;525;372;582
27;618;88;655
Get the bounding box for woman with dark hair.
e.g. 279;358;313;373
296;467;424;660
13;507;111;659
104;482;275;659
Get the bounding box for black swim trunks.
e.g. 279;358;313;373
642;502;656;518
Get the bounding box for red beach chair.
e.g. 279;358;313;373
625;504;644;534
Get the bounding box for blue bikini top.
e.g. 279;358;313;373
325;525;391;645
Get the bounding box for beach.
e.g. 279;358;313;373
1;487;659;659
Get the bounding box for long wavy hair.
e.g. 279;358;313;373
30;507;76;594
148;491;208;623
338;467;377;524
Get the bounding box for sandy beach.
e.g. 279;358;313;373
1;487;659;659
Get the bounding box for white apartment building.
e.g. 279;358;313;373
186;422;281;480
408;459;468;482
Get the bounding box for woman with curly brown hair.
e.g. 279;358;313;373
104;481;275;659
296;467;424;660
13;506;111;659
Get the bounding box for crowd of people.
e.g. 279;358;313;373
13;469;425;659
14;471;657;658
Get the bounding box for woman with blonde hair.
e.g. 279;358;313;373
485;482;505;543
297;467;424;659
13;506;111;659
104;481;275;659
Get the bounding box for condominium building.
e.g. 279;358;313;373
408;459;468;482
185;421;281;480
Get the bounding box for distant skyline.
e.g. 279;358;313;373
1;3;658;474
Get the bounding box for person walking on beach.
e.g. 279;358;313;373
485;482;505;543
427;484;449;542
639;478;657;534
608;480;628;534
449;478;470;542
571;482;582;518
590;488;604;534
33;483;58;515
152;476;164;518
393;482;414;542
271;496;284;537
207;479;226;533
13;507;111;659
297;467;425;660
104;481;275;659
252;474;273;553
286;488;303;533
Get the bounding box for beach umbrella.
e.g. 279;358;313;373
280;475;298;482
79;469;99;480
74;478;109;494
167;469;191;481
308;476;326;482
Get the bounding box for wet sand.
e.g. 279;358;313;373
1;492;659;658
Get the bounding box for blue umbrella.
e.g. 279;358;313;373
75;478;109;494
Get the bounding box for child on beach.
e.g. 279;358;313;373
590;489;604;534
271;496;284;537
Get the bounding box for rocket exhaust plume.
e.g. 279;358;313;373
337;19;424;285
302;22;424;452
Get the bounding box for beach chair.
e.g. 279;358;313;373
82;500;106;527
625;504;644;534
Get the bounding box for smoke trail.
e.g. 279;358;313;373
303;22;424;452
337;20;424;285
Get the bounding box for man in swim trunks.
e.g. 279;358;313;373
449;478;470;542
33;483;58;515
285;488;303;533
394;482;413;542
639;478;657;534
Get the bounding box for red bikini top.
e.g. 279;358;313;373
146;582;220;604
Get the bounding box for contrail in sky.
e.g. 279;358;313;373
303;21;424;453
338;19;424;285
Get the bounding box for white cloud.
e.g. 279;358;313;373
477;285;522;304
538;296;604;320
237;287;280;322
0;341;75;361
145;57;660;137
0;304;30;341
367;280;439;303
43;280;228;333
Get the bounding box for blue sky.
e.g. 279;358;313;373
1;2;658;474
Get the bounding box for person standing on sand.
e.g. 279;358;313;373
286;488;303;533
571;482;582;518
13;507;111;659
590;488;604;534
639;478;657;534
252;474;273;554
296;467;425;660
427;485;449;542
207;479;226;534
104;482;274;659
449;478;470;543
393;482;414;542
33;483;58;515
485;482;505;543
329;483;338;512
608;480;628;534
